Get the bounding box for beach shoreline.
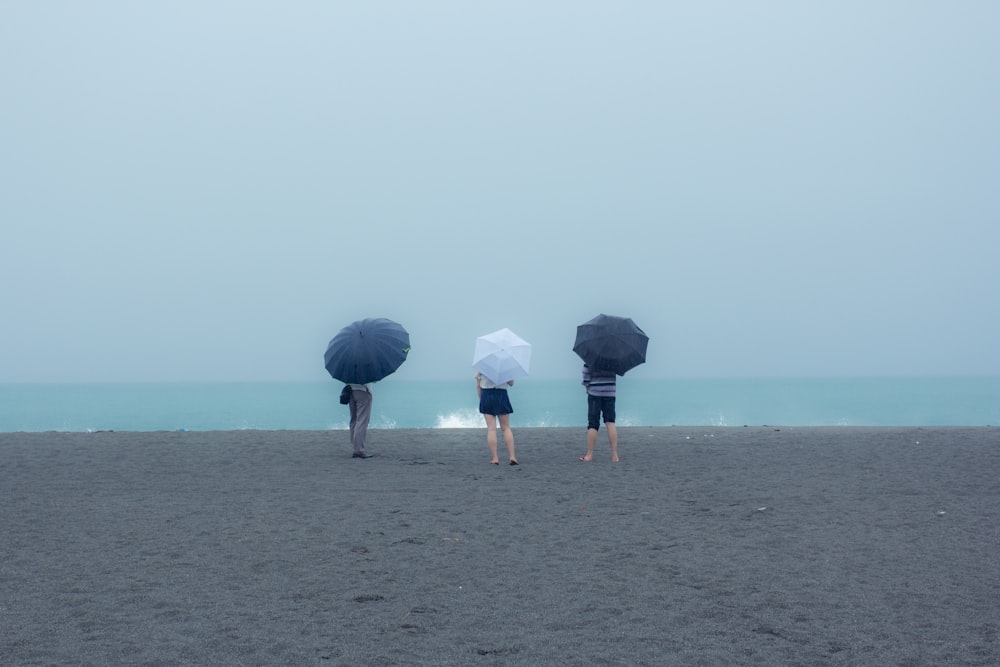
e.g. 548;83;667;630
2;426;998;665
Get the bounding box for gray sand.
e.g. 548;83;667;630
1;427;998;666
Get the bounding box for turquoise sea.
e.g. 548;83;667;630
1;377;998;432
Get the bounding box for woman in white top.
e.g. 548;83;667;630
475;372;518;465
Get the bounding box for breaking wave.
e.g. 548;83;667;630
435;409;483;429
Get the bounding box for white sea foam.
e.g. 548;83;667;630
372;415;397;429
614;415;636;427
435;409;484;429
523;414;559;428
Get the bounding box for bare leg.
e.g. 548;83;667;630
484;414;499;463
607;422;619;461
582;428;598;461
499;414;516;463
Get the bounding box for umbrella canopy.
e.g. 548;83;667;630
573;313;648;375
472;328;532;385
324;318;410;384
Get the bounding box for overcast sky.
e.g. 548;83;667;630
2;1;998;383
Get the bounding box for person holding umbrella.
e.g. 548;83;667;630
573;314;649;463
475;372;519;465
579;364;619;462
472;328;530;466
324;318;411;460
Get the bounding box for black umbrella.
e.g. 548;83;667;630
324;318;411;384
573;313;649;375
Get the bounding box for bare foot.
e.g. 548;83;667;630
490;459;500;465
611;456;620;462
579;455;592;461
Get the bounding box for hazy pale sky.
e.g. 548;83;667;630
2;1;998;382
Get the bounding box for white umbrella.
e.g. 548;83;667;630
472;328;532;385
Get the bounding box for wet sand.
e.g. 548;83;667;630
1;427;998;666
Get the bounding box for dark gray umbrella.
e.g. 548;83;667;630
573;313;648;375
324;318;410;384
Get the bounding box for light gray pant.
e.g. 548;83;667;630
349;388;372;455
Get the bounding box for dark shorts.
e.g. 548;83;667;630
587;395;616;430
479;388;513;416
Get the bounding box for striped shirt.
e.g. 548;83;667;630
582;365;616;397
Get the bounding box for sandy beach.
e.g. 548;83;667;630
1;427;998;666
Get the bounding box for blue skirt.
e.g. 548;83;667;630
479;388;513;416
